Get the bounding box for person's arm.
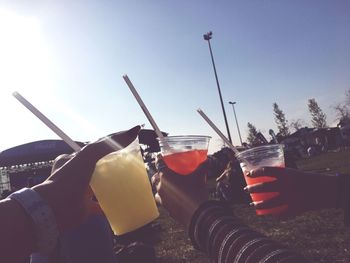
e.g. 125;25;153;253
0;125;140;263
245;167;341;217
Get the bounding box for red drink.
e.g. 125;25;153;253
163;149;208;175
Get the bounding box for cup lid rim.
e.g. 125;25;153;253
157;135;211;141
236;144;284;156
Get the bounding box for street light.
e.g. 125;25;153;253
203;31;232;144
229;101;243;146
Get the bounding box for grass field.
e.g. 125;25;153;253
152;148;350;262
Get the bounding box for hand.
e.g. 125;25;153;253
33;125;141;231
51;154;104;218
152;159;209;228
245;167;338;217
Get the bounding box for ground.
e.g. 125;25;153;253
151;148;350;262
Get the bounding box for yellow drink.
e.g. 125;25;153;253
90;138;159;235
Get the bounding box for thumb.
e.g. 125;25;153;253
49;125;141;185
155;193;162;205
51;154;74;173
81;125;141;164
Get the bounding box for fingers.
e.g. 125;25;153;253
154;193;162;205
151;173;161;195
151;173;160;187
248;166;286;179
245;180;279;193
156;158;168;173
251;195;286;210
152;172;163;205
108;125;141;149
81;125;141;165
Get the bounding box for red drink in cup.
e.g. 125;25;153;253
237;144;287;216
158;136;211;175
162;149;208;175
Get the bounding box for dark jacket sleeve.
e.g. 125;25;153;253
188;201;309;263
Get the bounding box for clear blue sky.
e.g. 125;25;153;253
0;0;349;153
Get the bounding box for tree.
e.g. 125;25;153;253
246;122;259;145
333;103;350;120
289;119;306;132
308;98;327;128
346;89;350;106
272;103;290;136
333;89;350;122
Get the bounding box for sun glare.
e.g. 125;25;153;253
0;9;51;99
0;10;106;147
0;9;55;150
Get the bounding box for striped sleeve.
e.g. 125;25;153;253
188;201;309;263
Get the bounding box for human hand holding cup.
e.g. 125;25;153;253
237;144;288;216
34;126;145;232
153;158;209;227
12;92;159;234
245;166;339;217
50;153;104;220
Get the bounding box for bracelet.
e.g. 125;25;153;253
9;188;59;255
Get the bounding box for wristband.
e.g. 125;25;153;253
9;188;59;255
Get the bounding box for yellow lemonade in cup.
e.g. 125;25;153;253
90;137;159;235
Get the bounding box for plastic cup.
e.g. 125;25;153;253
158;135;211;175
90;137;159;235
236;144;287;216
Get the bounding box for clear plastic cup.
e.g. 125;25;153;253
158;135;211;175
236;144;287;215
90;137;159;235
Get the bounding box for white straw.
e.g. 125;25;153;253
197;108;239;155
13;91;82;152
123;75;165;141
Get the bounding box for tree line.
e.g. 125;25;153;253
246;89;350;145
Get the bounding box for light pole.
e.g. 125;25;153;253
203;31;232;144
229;101;243;146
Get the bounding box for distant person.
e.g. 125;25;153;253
307;145;316;157
206;147;250;203
215;158;251;204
